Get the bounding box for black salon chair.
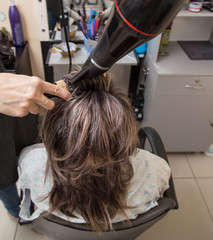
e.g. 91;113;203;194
19;127;178;240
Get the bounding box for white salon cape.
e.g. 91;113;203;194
17;143;171;223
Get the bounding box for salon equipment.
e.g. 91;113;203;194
19;127;178;240
70;0;186;83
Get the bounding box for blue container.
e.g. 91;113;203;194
84;37;97;55
135;43;147;55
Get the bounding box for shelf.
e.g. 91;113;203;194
177;8;213;17
48;44;138;66
155;41;213;76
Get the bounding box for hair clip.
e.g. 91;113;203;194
55;80;74;101
55;80;68;90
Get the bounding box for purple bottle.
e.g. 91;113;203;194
9;0;25;47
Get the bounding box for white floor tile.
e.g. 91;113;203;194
187;153;213;177
15;224;51;240
197;178;213;220
0;202;17;240
136;179;213;240
167;153;194;178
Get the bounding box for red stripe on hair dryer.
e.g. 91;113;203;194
71;0;185;84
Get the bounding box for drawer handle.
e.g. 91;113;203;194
185;84;206;90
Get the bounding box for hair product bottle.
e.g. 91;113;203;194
159;22;173;56
9;0;25;47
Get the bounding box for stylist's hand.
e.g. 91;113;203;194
0;73;71;117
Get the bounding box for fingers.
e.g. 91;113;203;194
41;81;71;101
28;103;41;115
23;78;71;113
36;95;55;110
27;79;70;112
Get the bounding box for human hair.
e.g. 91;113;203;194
41;72;139;232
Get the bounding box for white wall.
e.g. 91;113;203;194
170;17;213;41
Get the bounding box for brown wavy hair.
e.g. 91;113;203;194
41;73;139;232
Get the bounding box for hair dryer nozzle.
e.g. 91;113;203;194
70;67;89;84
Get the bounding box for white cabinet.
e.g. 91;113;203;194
139;8;213;152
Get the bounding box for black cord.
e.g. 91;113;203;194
59;0;72;74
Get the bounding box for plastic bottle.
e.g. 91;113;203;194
159;22;172;55
9;0;25;47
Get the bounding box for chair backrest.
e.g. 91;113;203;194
138;127;178;208
31;198;175;240
20;127;178;240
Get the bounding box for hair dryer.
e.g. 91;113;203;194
70;0;185;83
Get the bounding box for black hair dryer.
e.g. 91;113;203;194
71;0;185;83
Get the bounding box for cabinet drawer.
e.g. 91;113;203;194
156;76;213;96
142;95;213;152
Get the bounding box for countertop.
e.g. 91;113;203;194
47;31;139;66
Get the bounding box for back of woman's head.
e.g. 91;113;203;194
42;73;139;232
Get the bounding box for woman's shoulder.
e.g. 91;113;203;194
131;148;170;170
129;148;171;182
121;149;171;221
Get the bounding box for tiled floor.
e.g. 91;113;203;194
1;153;213;240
